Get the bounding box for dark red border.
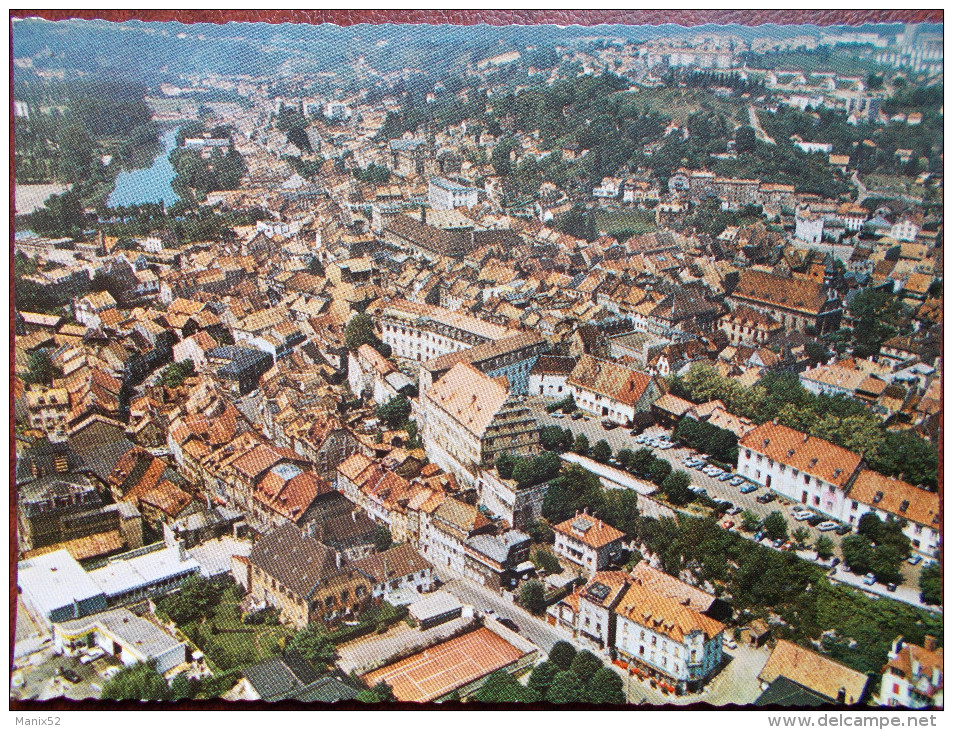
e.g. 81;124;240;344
7;9;945;26
9;5;944;714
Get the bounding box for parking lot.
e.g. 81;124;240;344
11;648;120;701
528;398;931;605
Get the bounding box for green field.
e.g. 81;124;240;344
594;208;658;237
617;86;747;126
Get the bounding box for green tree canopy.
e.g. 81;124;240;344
548;641;577;671
100;661;171;701
587;667;625;704
569;650;602;683
285;625;335;670
545;670;586;704
377;395;412;430
841;534;875;575
814;535;835;560
919;562;941;606
527;660;559;699
592;439;612;464
762;511;789;541
472;669;532;703
518;580;547;615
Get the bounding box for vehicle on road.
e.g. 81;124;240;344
692;462;708;471
497;617;520;633
756;493;776;504
908;554;922;566
552;412;565;419
58;668;82;684
740;483;758;494
726;506;742;516
863;573;877;586
688;485;707;495
830;558;840;567
886;583;898;592
601;420;618;430
772;538;785;549
571;412;584;421
806;514;825;527
753;531;766;542
834;524;852;536
729;476;744;486
817;521;839;531
717;472;733;481
792;509;813;521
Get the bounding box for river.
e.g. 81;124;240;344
107;126;180;207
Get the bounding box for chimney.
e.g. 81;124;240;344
924;635;937;652
836;687;846;704
803;433;809;443
335;551;342;569
351;510;357;522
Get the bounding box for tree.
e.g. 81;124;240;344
546;670;586;704
870;543;905;585
527;661;559;699
24;349;55;385
344;312;379;351
661;470;692;505
376;395;411;430
592;439;612;464
586;667;625;704
473;669;532;703
648;458;672;486
356;681;395;703
616;448;636;471
157;359;195;389
741;510;761;532
762;511;788;541
156;575;220;626
791;527;811;549
735;125;757;154
548;641;577;671
100;661;171;701
919;562;941;606
286;625;335;670
496;452;515;479
532;548;561;575
814;535;835;560
569;650;602;683
170;671;200;700
374;525;393;553
630;448;655;475
841;534;875;575
857;512;884;543
517;580;546;615
572;434;590;455
849;288;905;359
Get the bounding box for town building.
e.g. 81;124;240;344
552;512;625;575
729;269;842;334
568;354;662;426
878;635;943;709
759;640;869;705
463;529;532;591
428;176;480;210
421;362;539;486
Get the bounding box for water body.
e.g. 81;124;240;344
107;126;180;207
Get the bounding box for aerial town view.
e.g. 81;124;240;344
11;12;943;710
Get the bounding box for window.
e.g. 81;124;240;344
812;496;820;506
804;474;810;485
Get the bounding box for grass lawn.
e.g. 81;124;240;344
861;174;927;201
180;594;293;672
617;86;747;126
594;208;657;237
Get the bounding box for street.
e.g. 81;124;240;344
528;398;936;611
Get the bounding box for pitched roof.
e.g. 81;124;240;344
759;640;868;705
248;523;345;599
629;562;718;614
424;362;509;440
652;393;694;417
883;640;943;686
422;331;545;377
352;543;431;584
614;582;725;643
848;470;939;528
529;355;578;375
553;513;625;549
732;270;829;315
739;422;862;488
568;354;654;407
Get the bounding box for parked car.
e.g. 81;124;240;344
688;485;707;496
723;637;738;650
497;617;520;633
817;521;839;532
753;531;766;542
806;514;825;527
830;557;840;567
729;476;744;486
601;420;618;430
740;483;759;494
835;524;852;536
692;462;708;471
657;442;675;450
907;554;922;566
772;538;785;549
863;573;877;586
792;509;813;521
551;412;565;419
726;506;742;516
58;668;82;684
571;412;584;421
629;429;640;436
716;472;731;481
756;493;776;504
886;583;898;593
634;434;649;444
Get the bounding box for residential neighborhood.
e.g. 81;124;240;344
11;14;942;709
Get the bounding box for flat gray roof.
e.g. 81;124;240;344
18;550;104;617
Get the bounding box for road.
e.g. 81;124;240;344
748;105;776;145
529;398;936;612
437;571;570;656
